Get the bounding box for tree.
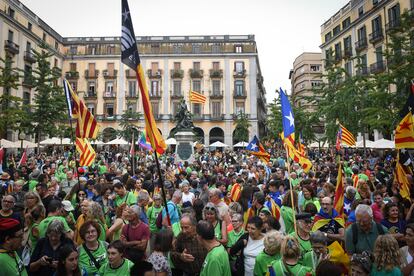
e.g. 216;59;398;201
31;43;67;142
233;111;251;143
118;101;142;141
0;55;28;139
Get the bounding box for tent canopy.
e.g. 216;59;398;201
209;141;229;148
106;138;129;145
233;141;248;147
372;138;394;149
356;140;375;148
0;139;15;148
165;138;177;145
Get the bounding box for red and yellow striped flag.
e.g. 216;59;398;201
75;138;96;167
121;0;166;154
333;163;344;215
339;124;356;147
190;90;206;104
230;182;242;202
64;79;99;139
395;153;411;201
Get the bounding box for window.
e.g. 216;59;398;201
8;7;15;18
334;42;342;59
193;103;201;116
70;63;77;71
372;16;382;34
213;62;220;70
88;81;96;95
358;26;367;41
26;42;31;52
54;42;58;50
193;62;201;71
325;32;332;43
70;46;77;55
151;44;160;54
235;102;245;114
87;45;96;55
344;36;352;55
106;81;114;94
212;102;221;117
173;44;182;54
235;80;245;96
70;81;77;92
42;33;46;41
107;45;115;54
344;61;352;77
310;65;320;72
128;81;136;97
87;103;95;115
173;80;181;96
23;92;30;106
235;61;244;73
151;102;159;117
333;25;341;36
173;62;181;70
360;54;367;67
28;22;32;31
212;80;221;95
8;30;13;42
212;44;221;53
24;65;31;82
373;0;378;5
311;80;322;87
151;62;159;74
358;6;364;17
151;81;159;96
192;80;201;92
388;4;400;25
54;58;58;68
172;102;180;115
105;104;114;117
192;44;201;54
235;45;243;53
342;17;351;29
375;46;383;62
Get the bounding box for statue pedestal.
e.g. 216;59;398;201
175;130;195;164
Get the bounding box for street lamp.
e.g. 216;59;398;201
18;132;25;154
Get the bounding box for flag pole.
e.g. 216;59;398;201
284;143;298;234
153;150;171;226
131;131;135;175
68;117;81;185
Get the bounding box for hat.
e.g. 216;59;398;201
61;200;74;212
295;213;312;221
0;218;20;231
29;169;41;180
1;172;10;180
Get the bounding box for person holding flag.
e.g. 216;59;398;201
312;197;345;244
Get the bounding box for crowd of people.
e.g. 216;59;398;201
0;146;412;276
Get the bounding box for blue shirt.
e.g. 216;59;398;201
162;201;180;225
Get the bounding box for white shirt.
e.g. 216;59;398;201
243;236;264;276
182;191;195;205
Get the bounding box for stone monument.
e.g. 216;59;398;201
174;100;195;163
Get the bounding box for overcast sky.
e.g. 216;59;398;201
21;0;348;103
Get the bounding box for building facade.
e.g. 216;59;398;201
289;52;322;112
0;0;267;145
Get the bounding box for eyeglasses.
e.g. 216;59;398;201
205;206;216;211
2;200;14;204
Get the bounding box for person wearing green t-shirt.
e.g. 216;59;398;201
290;213;313;263
98;240;133;276
113;183;137;208
281;191;297;235
254;230;283;276
270;236;313;276
147;195;163;251
302;230;329;271
0;218;28;276
37;200;73;239
197;220;231;276
227;213;245;250
78;220;109;275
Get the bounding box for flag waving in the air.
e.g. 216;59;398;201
121;0;166;154
280;88;295;144
246;135;270;163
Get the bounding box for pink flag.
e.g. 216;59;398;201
18;146;28;167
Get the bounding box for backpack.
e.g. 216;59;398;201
156;202;180;229
351;222;385;246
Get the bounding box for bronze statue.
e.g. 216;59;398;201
175;99;194;130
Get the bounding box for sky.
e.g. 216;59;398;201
21;0;349;104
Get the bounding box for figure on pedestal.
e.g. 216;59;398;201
175;100;194;130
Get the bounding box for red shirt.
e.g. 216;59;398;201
371;203;383;224
122;221;150;242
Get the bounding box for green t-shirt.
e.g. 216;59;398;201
98;258;133;276
172;222;182;237
98;165;107;175
78;241;108;275
254;250;280;276
227;229;245;249
0;251;28;276
38;216;71;238
271;259;313;276
281;206;295;234
28;222;39;253
214;221;222;240
290;178;300;187
291;233;312;262
147;205;163;233
114;192;137;208
28;180;38;191
200;245;231;276
302;251;320;271
303;198;321;211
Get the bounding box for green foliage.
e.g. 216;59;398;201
233;111;251;143
118;101;142;141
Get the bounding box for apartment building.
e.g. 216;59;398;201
0;0;267;145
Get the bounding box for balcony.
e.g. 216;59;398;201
385;19;401;33
170;91;183;99
356;66;369;76
192;114;204;121
233;70;246;78
103;91;116;99
211;114;224;121
210;90;223;99
355;39;367;52
103;69;117;79
4;40;19;55
125;93;138;100
369;61;386;74
84;70;99;79
125;69;136;79
170;69;184;79
147;69;162;79
23;51;36;63
209;69;223;78
233;90;247;99
369;29;384;44
343;47;352;58
84;91;97;100
65;71;79;79
149;91;162;99
189;69;203;79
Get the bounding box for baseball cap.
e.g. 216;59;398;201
61;200;74;212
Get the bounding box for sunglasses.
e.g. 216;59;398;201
205;206;216;211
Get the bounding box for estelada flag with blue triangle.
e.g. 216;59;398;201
280;88;295;145
246;135;270;163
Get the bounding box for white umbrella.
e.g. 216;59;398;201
233;141;248;147
91;140;105;145
209;141;229;148
11;140;38;148
0;139;15;148
372;138;394;149
40;137;61;145
106;138;129;145
165;138;177;145
356;140;375;148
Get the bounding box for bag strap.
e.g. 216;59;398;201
82;243;101;269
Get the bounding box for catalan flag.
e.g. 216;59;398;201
265;198;281;220
280;88;295;142
395;111;414;149
189;90;206;104
395;152;411;201
339;124;356;147
64;79;99;139
333;163;344;215
229;182;242;202
121;0;166;154
75;138;96;167
246;135;270;163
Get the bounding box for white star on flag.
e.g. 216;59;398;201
285;112;295;127
122;9;130;22
250;143;257;150
344;202;351;213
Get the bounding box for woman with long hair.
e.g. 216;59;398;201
202;203;227;245
372;234;402;275
86;201;107;242
23;191;44;221
26;204;46;253
55;244;81;276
